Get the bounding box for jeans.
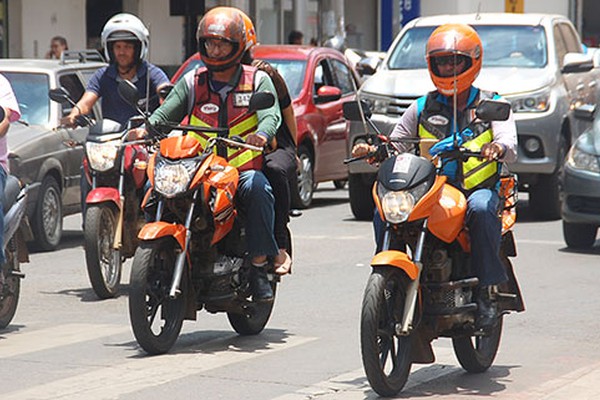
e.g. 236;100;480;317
0;167;6;264
237;170;279;258
373;187;507;286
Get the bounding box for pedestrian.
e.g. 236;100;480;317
45;36;68;59
0;74;21;264
129;7;282;301
288;30;304;45
352;23;518;329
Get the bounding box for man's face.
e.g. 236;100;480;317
204;38;233;59
432;55;467;77
112;41;136;68
50;41;66;57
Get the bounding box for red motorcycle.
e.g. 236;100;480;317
50;88;149;299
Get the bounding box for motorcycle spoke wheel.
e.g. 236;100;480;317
452;317;503;373
0;250;21;329
84;205;122;299
361;268;413;397
128;240;185;355
227;282;277;336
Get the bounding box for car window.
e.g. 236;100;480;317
79;69;97;85
2;72;50;125
58;73;85;116
329;59;355;96
388;25;547;69
553;24;568;68
259;59;307;100
557;22;582;53
314;59;335;95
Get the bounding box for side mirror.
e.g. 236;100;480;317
356;56;381;76
248;91;275;113
158;84;174;100
0;106;5;123
49;87;75;106
475;99;511;122
117;80;141;108
562;52;594;74
574;103;596;121
315;86;342;104
343;100;372;121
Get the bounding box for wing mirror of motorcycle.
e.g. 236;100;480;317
0;105;5;123
248;91;275;113
475;99;511;122
343;100;372;121
117;79;144;116
158;84;174;101
48;87;77;107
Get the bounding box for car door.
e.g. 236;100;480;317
311;56;350;182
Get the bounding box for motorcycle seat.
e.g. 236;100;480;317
3;175;21;213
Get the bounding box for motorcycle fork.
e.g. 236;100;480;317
113;162;126;250
168;189;198;299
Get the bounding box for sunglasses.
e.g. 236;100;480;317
433;55;466;66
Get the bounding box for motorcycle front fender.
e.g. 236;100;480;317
371;250;419;280
138;221;186;250
86;187;120;207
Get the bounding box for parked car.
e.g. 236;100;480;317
0;50;106;250
171;45;359;208
348;13;597;220
560;105;600;249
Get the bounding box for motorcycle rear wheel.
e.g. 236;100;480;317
0;247;20;329
129;239;185;355
452;317;503;373
84;204;122;299
227;283;277;335
361;267;413;397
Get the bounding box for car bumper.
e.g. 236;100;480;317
561;165;600;224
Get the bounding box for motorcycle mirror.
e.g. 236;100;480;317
0;106;5;123
343;100;372;121
158;84;174;100
248;91;275;113
48;87;76;106
475;99;511;122
117;80;142;109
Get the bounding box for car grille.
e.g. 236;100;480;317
386;96;420;117
567;195;600;214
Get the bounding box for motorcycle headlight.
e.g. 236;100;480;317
86;141;120;172
360;92;392;114
378;181;430;224
505;89;550;113
154;159;199;198
567;145;600;173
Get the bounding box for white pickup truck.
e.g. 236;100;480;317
348;13;597;220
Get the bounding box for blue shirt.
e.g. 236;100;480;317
87;61;169;126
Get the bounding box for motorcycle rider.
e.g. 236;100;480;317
0;74;21;264
130;7;281;301
60;13;169;221
239;9;296;275
352;23;517;329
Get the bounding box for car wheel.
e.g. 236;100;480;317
31;176;63;251
563;221;597;249
529;136;567;220
291;145;314;209
349;173;375;221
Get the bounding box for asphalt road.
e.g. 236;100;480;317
2;184;600;399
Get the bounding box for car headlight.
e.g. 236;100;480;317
567;145;600;173
154;159;198;198
505;89;550;113
360;92;392;114
86;141;120;172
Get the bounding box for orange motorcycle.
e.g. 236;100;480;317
344;99;525;396
118;81;284;355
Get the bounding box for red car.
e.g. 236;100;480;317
171;45;359;208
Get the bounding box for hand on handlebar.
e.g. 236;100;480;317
128;127;147;141
481;142;505;161
245;133;267;148
351;142;375;158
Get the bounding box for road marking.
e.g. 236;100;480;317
0;323;129;358
271;344;458;399
1;334;317;400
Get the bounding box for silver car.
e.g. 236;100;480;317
348;13;596;220
0;51;105;250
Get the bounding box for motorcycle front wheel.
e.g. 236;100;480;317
129;239;185;355
360;267;413;397
0;246;21;329
84;204;122;299
452;317;503;373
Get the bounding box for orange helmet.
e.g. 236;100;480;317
240;12;257;50
425;23;482;96
196;7;247;71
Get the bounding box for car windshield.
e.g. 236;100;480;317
259;59;307;99
2;72;50;125
388;25;548;69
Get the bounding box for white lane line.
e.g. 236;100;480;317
0;324;129;358
2;334;317;400
271;344;458;399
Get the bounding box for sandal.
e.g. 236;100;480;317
274;250;292;275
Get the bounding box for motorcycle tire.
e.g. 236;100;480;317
128;239;185;355
0;247;21;329
360;267;413;397
84;204;122;299
227;283;277;335
452;317;503;373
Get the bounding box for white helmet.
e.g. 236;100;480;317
101;13;149;63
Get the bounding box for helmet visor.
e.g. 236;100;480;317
429;54;472;77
